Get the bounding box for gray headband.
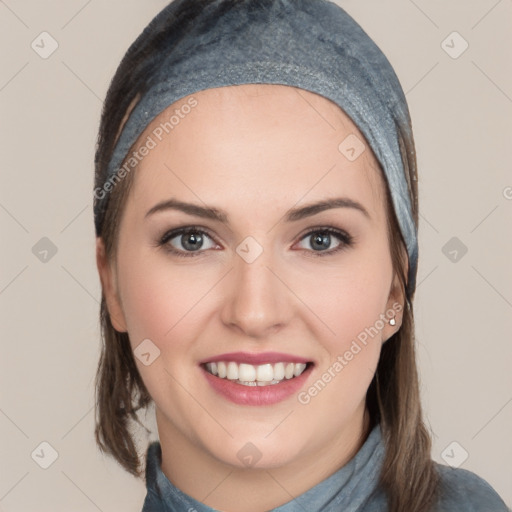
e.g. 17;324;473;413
94;0;418;295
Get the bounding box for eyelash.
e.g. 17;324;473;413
156;225;354;258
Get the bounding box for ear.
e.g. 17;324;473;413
382;267;406;343
96;237;128;332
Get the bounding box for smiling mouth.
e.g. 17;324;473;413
202;361;313;386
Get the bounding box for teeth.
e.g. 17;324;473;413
204;361;309;385
256;363;273;382
227;361;238;380
274;362;285;380
239;363;256;381
217;361;226;378
294;363;307;377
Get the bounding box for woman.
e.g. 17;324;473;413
93;1;509;511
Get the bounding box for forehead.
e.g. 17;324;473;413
127;84;386;217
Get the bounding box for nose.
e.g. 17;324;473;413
220;246;293;339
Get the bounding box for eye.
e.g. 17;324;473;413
158;227;219;257
295;227;353;256
157;225;353;258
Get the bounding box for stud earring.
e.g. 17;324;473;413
389;317;396;326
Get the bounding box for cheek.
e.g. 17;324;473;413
301;244;393;348
116;249;214;348
294;250;392;426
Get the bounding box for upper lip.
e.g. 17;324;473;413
199;351;313;365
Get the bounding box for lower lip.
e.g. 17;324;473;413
200;364;314;406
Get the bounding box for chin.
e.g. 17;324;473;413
204;433;307;471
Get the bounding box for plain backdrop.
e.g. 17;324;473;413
1;1;511;510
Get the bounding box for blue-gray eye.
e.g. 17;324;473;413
160;228;217;256
297;228;352;254
158;226;352;258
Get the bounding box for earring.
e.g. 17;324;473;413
389;317;396;326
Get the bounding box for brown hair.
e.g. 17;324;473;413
93;2;440;510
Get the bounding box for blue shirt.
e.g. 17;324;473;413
141;424;510;511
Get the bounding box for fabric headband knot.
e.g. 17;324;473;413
94;0;418;296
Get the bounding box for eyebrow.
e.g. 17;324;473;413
145;197;370;223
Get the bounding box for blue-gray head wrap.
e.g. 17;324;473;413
94;0;418;296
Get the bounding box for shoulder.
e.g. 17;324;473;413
433;462;510;512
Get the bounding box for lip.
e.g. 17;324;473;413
200;361;314;406
198;351;312;365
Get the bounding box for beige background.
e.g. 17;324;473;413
1;0;511;510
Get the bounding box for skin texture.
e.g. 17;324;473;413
96;84;404;512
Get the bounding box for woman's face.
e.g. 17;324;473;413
98;84;403;473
